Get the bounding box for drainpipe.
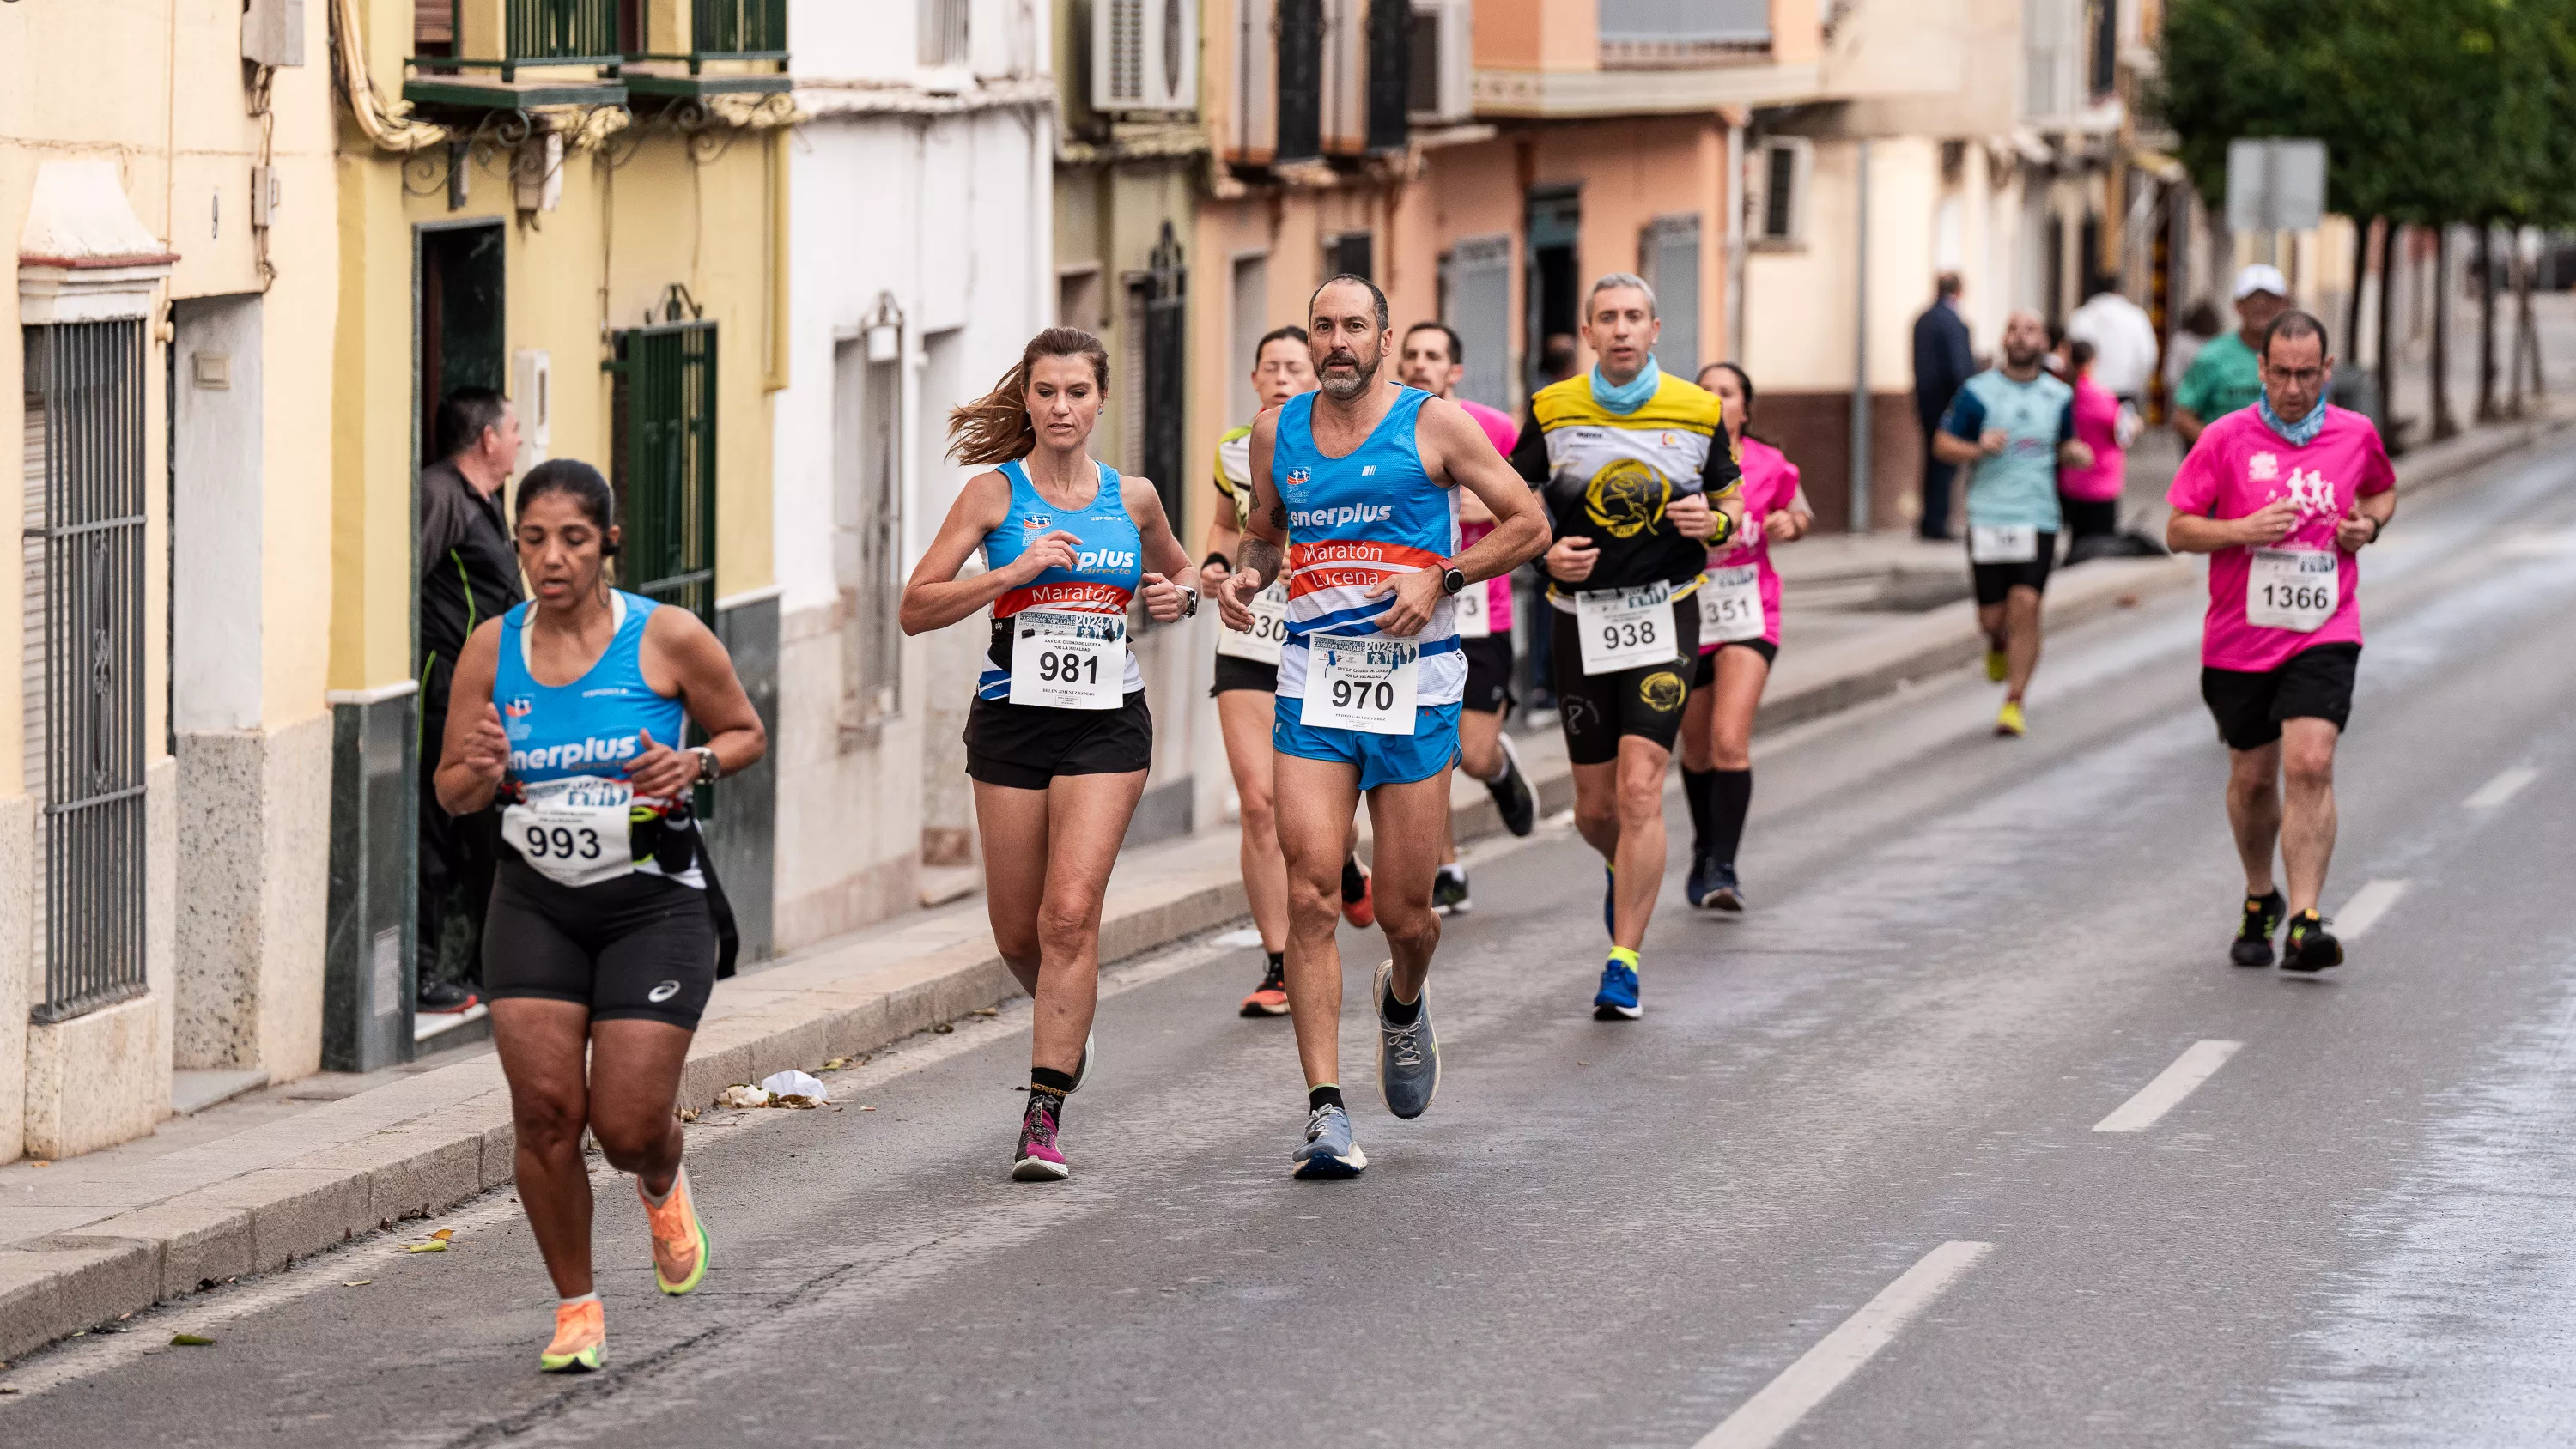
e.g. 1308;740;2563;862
1724;115;1746;364
1848;138;1873;533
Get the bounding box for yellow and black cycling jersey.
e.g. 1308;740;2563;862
1511;371;1742;597
1212;423;1256;532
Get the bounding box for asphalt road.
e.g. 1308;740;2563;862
13;439;2576;1447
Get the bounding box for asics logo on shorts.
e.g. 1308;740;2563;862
1290;502;1394;530
647;980;682;1003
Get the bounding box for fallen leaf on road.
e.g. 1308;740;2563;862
28;1160;48;1168
676;1106;701;1123
429;1228;454;1241
170;1334;215;1347
715;1084;772;1109
819;1057;852;1071
859;1105;876;1112
406;1241;449;1254
343;1280;372;1287
970;1007;999;1017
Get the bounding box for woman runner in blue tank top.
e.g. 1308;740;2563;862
435;460;767;1375
900;327;1195;1183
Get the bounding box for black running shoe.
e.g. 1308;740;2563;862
418;979;481;1013
2281;909;2344;973
1432;868;1472;916
2230;889;2284;967
1487;734;1538;838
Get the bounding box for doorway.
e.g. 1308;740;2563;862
417;222;506;469
1525;185;1581;394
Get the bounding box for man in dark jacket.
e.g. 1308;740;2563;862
416;387;523;1014
1912;273;1977;540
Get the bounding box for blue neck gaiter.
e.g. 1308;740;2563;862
1589;356;1662;415
2257;394;2325;448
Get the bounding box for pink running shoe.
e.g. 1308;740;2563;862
1012;1091;1071;1181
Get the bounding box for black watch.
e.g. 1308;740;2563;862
1179;585;1200;618
692;746;720;785
1441;567;1467;597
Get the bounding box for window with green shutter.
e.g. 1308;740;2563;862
608;312;717;627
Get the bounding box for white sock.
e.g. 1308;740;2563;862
1438;862;1466;882
639;1164;683;1208
560;1290;600;1308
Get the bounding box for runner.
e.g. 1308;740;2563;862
1931;308;2094;737
1200;326;1379;1016
1513;274;1743;1019
2165;310;2393;972
434;460;768;1375
1213;275;1546;1178
900;326;1196;1178
1679;362;1810;912
1396;320;1540;916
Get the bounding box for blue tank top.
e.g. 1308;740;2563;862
975;458;1148;700
495;591;689;791
1270;386;1463;705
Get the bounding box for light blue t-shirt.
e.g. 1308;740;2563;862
1940;368;2075;531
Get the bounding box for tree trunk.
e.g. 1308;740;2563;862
2379;221;2402;447
2433;225;2458;441
2519;233;2546;407
2476;225;2500;422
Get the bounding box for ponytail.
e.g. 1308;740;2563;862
947;327;1113;466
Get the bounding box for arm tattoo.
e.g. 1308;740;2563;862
1238;537;1285;593
1267;500;1289;531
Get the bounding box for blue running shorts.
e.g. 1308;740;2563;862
1273;701;1462;791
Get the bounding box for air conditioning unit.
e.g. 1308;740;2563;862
1407;0;1469;124
1092;0;1198;114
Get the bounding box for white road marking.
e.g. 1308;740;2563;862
2093;1040;2244;1133
2464;765;2540;810
1695;1240;1995;1449
2335;879;2408;940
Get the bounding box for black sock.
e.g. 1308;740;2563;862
1266;949;1285;973
1340;856;1366;904
1710;768;1753;868
1380;977;1421;1025
1030;1067;1075;1097
1309;1084;1345;1113
1681;767;1717;855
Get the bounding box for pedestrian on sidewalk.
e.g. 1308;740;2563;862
2056;337;2135;560
2066;280;2160;406
1913;273;1978;540
1523;332;1585;712
900;327;1198;1183
2174;265;2290;444
435;460;769;1374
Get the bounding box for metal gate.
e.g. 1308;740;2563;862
609;301;719;626
21;322;148;1023
1141;224;1189;521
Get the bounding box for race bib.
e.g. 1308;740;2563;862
1214;579;1288;664
1452;580;1492;640
2247;547;2337;633
1298;634;1419;735
1577;580;1676;675
1970;525;2039;564
1698;565;1765;643
1009;609;1125;710
504;776;635;889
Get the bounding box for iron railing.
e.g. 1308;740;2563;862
507;0;623;73
629;0;790;70
21;323;148;1024
608;312;720;627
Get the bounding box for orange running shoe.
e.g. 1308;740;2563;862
1239;955;1289;1017
640;1164;709;1295
1341;858;1376;929
539;1297;605;1373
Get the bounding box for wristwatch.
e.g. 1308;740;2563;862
1179;585;1200;618
1441;567;1467;597
691;745;720;785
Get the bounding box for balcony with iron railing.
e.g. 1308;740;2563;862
404;0;790;110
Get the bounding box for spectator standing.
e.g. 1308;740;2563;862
1912;273;1978;540
2174;265;2290;444
2065;282;2160;403
2057;337;2132;558
2163;300;2222;404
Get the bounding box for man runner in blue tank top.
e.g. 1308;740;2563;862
1214;275;1548;1178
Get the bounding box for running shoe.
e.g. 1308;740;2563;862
1984;647;2008;683
1071;1029;1096;1092
1594;956;1643;1021
1373;959;1440;1120
1239;958;1290;1017
1012;1091;1072;1180
640;1165;708;1295
1488;734;1539;838
1291;1103;1368;1179
1602;864;1618;937
1433;867;1473;916
1995;700;2026;737
1686;846;1720;912
2281;910;2344;973
1342;859;1376;929
538;1298;605;1374
418;979;480;1014
2231;889;2285;967
1704;861;1745;913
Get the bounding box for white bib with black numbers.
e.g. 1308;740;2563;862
504;775;635;889
1577;579;1676;675
1698;565;1764;643
2247;547;2337;633
1009;609;1126;710
1969;524;2039;564
1299;634;1419;735
1451;580;1492;640
1214;579;1289;664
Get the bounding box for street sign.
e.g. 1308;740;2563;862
2227;138;2328;233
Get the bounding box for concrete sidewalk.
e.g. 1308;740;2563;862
3;403;2565;1362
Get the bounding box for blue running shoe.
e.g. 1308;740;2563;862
1291;1103;1368;1179
1686;847;1718;911
1602;865;1617;938
1705;862;1744;913
1594;956;1643;1021
1373;959;1440;1120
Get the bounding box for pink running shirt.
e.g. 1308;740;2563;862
2166;405;2394;673
2060;375;2125;503
1702;436;1802;649
1451;397;1521;629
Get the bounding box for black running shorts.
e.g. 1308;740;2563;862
1691;638;1777;688
483;859;720;1029
1210;652;1279;696
963;690;1153;790
1461;635;1515;716
2201;642;2360;751
1550;597;1700;766
1970;533;2057;607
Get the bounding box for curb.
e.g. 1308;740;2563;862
5;410;2561;1364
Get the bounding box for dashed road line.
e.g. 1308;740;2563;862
2464;765;2539;810
2093;1040;2243;1133
1695;1240;1995;1449
2335;879;2408;941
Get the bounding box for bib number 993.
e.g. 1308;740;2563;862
519;822;604;861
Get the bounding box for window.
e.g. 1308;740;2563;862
919;0;968;66
2087;0;2117;100
21;322;149;1023
1229;252;1270;423
609;318;718;624
1139;225;1189;521
1364;0;1409;152
834;332;902;729
1446;234;1513;410
1601;0;1770;65
1058;265;1104;333
1327;231;1374;282
1276;0;1323;163
1642;215;1701;379
2023;0;2079;122
1755;138;1810;245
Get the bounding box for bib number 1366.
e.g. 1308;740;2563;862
2246;548;2337;633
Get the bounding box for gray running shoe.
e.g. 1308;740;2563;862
1291;1103;1368;1179
1373;959;1440;1120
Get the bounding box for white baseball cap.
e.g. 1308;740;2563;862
2233;263;2288;300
